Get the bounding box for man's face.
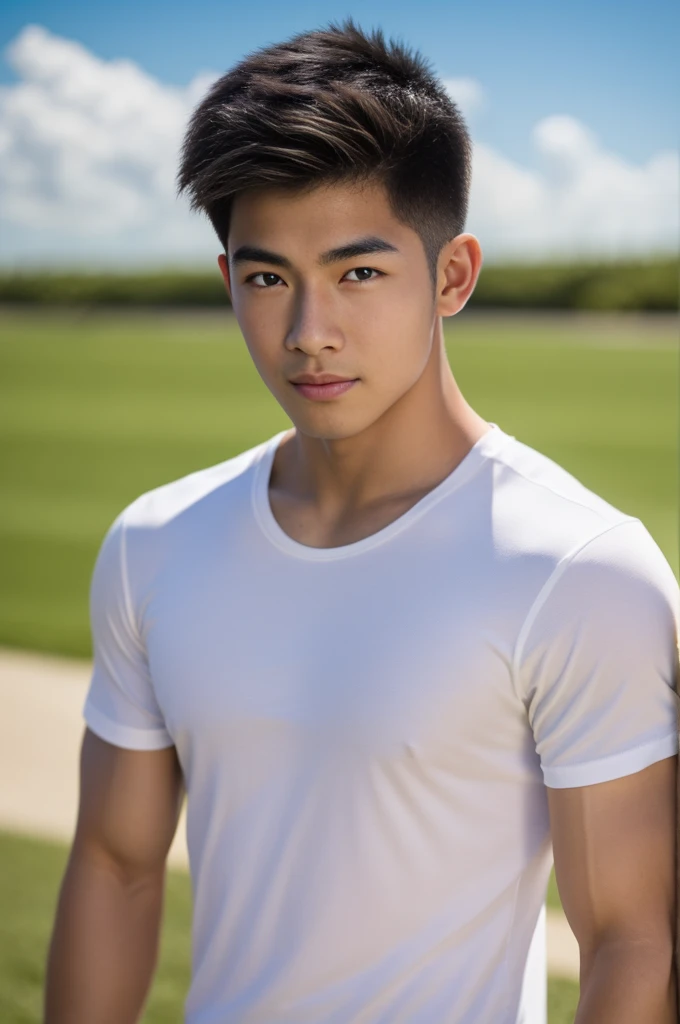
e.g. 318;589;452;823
221;179;439;441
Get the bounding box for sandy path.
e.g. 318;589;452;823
0;646;579;980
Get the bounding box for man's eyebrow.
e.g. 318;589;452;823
230;246;292;268
230;236;399;270
319;236;400;265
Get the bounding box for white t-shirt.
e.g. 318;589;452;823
83;423;679;1024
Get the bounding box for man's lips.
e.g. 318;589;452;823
290;377;359;401
289;373;356;385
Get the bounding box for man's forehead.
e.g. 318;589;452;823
232;176;390;213
227;180;424;267
229;179;407;240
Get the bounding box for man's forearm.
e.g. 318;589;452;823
575;939;677;1024
45;847;165;1023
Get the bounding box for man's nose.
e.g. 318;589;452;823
284;287;343;355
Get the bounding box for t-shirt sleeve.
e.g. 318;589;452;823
515;518;679;789
83;511;174;750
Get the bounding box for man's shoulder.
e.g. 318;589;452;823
118;433;273;533
485;432;675;655
489;431;635;559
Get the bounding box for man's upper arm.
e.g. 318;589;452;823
516;520;679;790
73;727;184;881
547;755;677;965
514;519;679;971
83;508;174;751
76;505;183;876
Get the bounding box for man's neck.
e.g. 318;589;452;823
268;330;491;549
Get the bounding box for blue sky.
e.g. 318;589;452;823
0;0;677;266
1;0;677;167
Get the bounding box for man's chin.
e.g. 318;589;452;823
282;411;377;445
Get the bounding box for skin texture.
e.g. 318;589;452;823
44;731;184;1022
45;178;678;1021
549;755;678;1022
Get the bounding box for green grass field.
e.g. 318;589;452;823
0;307;676;657
0;830;579;1023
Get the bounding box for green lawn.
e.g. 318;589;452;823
0;829;579;1022
0;307;676;658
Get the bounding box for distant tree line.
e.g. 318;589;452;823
0;258;677;311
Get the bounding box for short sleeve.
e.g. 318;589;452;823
515;519;679;788
83;511;174;750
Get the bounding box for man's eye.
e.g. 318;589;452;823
344;267;380;282
248;272;283;287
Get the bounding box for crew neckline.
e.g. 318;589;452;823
252;423;513;561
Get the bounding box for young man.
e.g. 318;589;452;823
45;21;678;1024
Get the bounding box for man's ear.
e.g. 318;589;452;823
434;233;483;318
217;253;232;302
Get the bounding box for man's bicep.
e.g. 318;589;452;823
84;509;174;750
518;519;679;789
546;755;677;959
73;727;184;882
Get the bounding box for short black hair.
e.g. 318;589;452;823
178;19;472;284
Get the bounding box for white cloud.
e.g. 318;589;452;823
443;77;485;121
468;115;679;259
0;24;218;263
0;26;677;266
